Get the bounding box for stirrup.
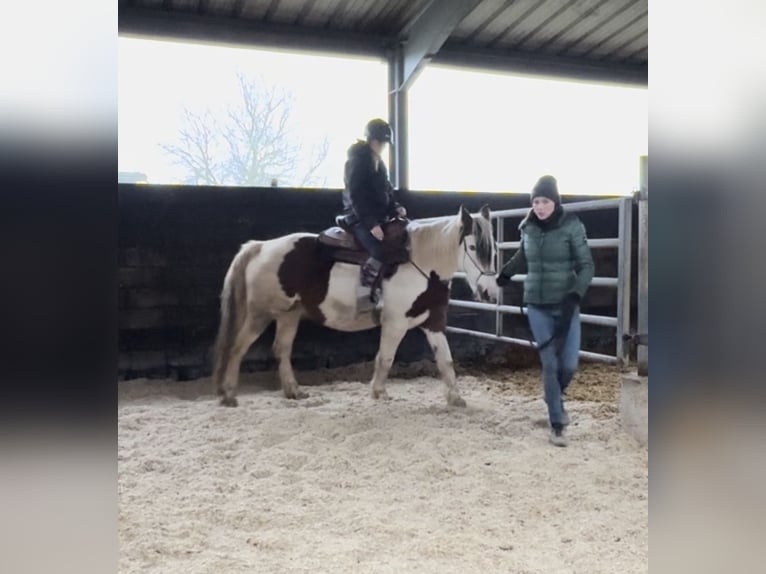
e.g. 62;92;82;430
355;285;375;313
360;257;382;287
356;279;383;312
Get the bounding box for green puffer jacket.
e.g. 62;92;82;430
500;207;594;305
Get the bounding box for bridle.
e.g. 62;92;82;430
462;238;496;278
407;225;497;285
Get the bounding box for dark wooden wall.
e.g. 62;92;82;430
118;184;632;380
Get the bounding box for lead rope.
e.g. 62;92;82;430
408;258;430;279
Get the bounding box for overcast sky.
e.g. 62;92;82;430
119;36;646;195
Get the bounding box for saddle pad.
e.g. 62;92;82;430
318;226;357;250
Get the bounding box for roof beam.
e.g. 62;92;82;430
461;0;516;44
118;4;645;86
263;0;281;23
231;0;246;18
435;42;647;86
295;0;319;26
398;0;482;91
118;5;391;58
579;9;647;58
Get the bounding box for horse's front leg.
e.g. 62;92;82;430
273;310;308;400
370;318;408;400
421;328;466;407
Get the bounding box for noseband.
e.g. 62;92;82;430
462;240;496;278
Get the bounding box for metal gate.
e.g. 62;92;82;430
447;196;634;365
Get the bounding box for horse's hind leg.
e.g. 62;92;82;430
219;316;271;407
370;319;408;400
273;310;308;400
421;328;466;407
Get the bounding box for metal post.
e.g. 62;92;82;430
637;156;648;375
458;199;628;364
388;45;408;190
615;196;633;365
495;216;504;337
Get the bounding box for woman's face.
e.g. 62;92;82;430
370;139;386;156
532;196;556;220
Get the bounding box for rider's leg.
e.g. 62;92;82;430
350;224;385;288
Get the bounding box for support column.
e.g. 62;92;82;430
619;156;648;446
386;0;479;189
388;45;408;190
637;155;648;376
616;196;633;366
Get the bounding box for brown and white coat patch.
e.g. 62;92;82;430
212;207;497;407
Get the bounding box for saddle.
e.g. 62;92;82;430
317;216;369;265
318;216;410;290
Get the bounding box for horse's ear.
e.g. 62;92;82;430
480;204;491;220
458;205;473;242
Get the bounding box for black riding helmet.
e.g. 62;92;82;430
365;118;394;144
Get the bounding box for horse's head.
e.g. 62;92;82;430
458;204;498;304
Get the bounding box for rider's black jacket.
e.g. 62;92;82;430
341;140;401;230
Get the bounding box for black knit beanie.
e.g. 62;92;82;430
531;175;561;205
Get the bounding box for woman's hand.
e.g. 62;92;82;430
371;225;384;240
496;273;511;287
553;293;581;339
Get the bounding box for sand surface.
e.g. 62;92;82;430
119;362;647;574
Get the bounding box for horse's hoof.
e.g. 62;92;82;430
220;396;238;407
448;396;467;408
284;388;309;400
372;389;391;400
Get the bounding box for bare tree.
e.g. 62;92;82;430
298;138;331;187
161;75;328;187
161;109;225;185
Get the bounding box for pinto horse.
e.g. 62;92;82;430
212;205;498;407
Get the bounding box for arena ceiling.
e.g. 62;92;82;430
119;0;648;86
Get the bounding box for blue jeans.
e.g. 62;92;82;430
351;223;384;261
526;304;581;426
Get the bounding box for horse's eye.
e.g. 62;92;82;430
469;246;476;251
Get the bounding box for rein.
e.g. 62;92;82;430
408;236;496;282
408;258;430;280
403;221;496;285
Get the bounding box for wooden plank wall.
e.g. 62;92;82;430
118;184;630;380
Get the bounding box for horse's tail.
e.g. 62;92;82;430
212;240;262;395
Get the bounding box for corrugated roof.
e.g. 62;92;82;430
119;0;647;84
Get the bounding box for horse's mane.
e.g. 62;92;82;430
406;215;464;277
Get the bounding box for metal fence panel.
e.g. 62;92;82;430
449;194;635;365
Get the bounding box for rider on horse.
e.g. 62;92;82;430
338;118;407;304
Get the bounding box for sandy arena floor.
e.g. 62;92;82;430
118;361;647;574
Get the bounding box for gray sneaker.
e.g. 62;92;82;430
549;426;569;447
